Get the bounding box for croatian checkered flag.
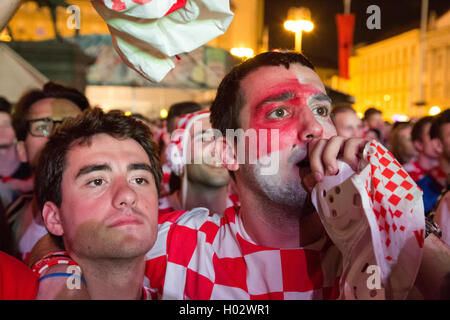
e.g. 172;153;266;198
91;0;234;82
312;140;424;300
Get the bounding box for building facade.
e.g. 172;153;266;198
346;10;450;121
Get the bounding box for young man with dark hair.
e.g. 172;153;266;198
417;109;450;214
7;82;90;263
404;116;439;182
36;52;450;300
35;108;162;299
363;107;383;130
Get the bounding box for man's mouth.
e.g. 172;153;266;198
296;157;310;168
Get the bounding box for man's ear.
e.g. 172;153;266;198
16;140;28;163
214;136;239;172
413;140;424;153
431;138;443;155
42;201;64;237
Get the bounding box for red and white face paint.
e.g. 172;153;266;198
237;63;336;207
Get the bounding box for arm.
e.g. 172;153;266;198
0;0;22;31
413;234;450;299
30;233;90;300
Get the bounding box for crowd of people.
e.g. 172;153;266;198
0;50;449;300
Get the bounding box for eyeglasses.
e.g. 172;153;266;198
27;117;64;137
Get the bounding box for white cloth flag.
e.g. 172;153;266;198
312;140;425;299
91;0;234;82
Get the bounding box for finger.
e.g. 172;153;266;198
308;138;328;182
322;136;346;176
301;171;317;194
342;138;369;171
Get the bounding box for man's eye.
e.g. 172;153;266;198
313;106;329;117
133;178;148;185
88;179;104;187
267;107;288;119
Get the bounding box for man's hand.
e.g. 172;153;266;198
303;137;369;192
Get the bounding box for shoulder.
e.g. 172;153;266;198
0;251;38;300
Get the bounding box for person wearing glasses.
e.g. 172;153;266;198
6;82;90;264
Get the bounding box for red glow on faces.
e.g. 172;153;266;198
248;80;331;158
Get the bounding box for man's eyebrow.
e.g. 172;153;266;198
128;163;152;172
308;92;332;105
256;91;296;110
76;164;111;178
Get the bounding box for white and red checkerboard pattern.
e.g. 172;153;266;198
158;192;240;216
145;140;423;300
312;140;424;299
403;160;427;182
144;206;341;300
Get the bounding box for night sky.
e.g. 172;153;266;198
264;0;450;69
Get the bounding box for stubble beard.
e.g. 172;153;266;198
239;149;313;220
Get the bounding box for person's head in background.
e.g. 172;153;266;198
132;113;163;143
390;121;417;165
330;104;364;138
0;97;15;151
165;110;230;212
363;107;383;131
160;101;202;163
12;82;90;171
430;109;450;181
411;116;440;170
166;102;202;134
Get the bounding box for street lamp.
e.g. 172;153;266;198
284;7;314;53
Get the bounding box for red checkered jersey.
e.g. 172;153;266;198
144;206;342;300
429;165;447;188
0;251;38;300
403;160;427;182
159;163;172;198
158;193;241;216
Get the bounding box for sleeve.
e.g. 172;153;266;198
0;251;38;300
90;0;234;82
311;140;424;300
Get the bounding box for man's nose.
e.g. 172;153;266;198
297;111;323;142
112;181;137;211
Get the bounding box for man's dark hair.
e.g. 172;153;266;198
411;116;434;142
12;82;90;141
363;107;382;121
35;107;163;214
166;102;201;133
330;104;356;125
210;51;315;136
0;97;12;114
430;109;450;140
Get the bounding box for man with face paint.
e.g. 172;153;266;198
6;82;90;263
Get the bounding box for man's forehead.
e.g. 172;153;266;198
28;97;81;120
241;63;325;100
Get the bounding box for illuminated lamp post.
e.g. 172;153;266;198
283;7;314;53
